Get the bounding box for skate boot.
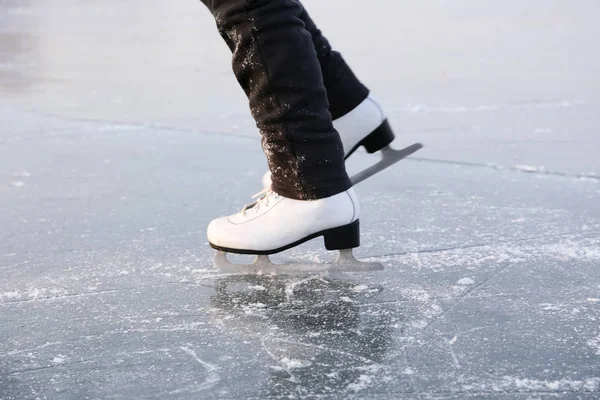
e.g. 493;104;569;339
260;94;423;189
207;187;382;274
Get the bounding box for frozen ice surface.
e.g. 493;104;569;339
1;0;599;399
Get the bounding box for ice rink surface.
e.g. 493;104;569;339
1;0;599;398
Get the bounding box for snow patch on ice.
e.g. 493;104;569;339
352;284;370;292
284;276;318;302
11;181;25;187
457;277;475;286
347;374;374;393
279;357;312;370
52;355;66;364
463;376;600;392
0;291;20;300
515;164;546;173
541;303;560;311
541;241;600;262
346;364;386;393
248;285;266;291
383;236;600;272
241;303;267;315
0;287;69;302
587;298;600;303
587;335;600;355
402;288;430;302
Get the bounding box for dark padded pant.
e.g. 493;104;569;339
200;0;369;200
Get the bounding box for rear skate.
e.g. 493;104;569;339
207;189;382;275
260;94;424;189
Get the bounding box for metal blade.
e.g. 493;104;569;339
350;142;424;185
214;250;383;275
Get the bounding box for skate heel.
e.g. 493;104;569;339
359;119;395;154
323;220;360;250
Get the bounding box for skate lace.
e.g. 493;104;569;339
240;188;279;216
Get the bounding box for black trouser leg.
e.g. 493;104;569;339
297;5;370;120
200;0;352;200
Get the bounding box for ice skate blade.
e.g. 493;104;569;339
350;143;423;185
214;249;383;275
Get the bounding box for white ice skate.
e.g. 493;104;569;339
260;94;424;190
207;188;382;274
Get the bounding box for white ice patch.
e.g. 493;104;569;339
346;364;386;393
0;291;20;300
515;164;545;173
587;335;600;355
347;374;374;393
541;303;560;311
279;357;312;370
241;303;267;315
248;285;266;291
463;376;600;392
352;284;370;292
457;277;475;286
0;287;69;302
516;377;599;391
52;355;66;364
384;236;600;273
541;241;600;262
11;181;25;187
587;298;600;303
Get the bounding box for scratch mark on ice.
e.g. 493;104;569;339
422;263;514;333
261;338;297;382
177;346;221;393
445;336;461;369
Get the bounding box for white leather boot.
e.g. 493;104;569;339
207;188;360;254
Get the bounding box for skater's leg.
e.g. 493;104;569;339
200;0;351;200
297;4;369;120
297;4;395;156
